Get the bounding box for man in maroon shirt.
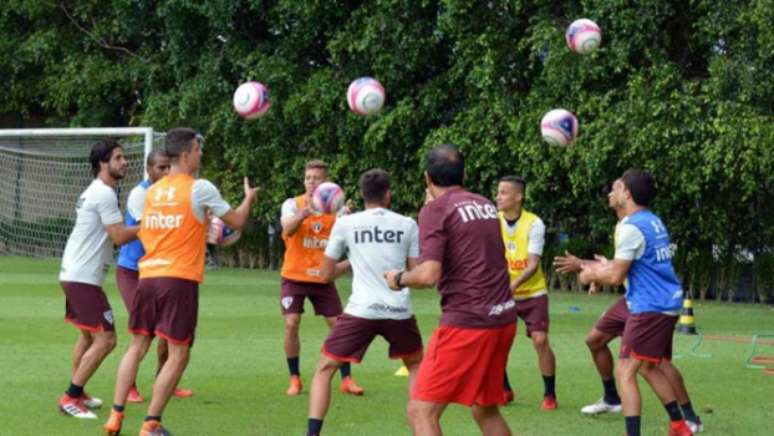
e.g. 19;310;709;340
385;145;518;436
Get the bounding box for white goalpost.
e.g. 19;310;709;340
0;127;163;257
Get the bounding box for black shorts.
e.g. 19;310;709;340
323;314;423;363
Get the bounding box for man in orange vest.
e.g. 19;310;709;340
279;159;363;396
103;128;258;436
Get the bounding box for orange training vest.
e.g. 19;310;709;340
280;195;336;283
138;173;207;283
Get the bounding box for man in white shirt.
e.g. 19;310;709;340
58;139;140;419
306;169;423;436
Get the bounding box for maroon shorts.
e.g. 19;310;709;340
412;322;516;407
595;296;629;336
322;314;423;363
129;277;199;346
115;266;139;312
280;278;342;317
61;281;115;332
515;294;549;337
620;312;679;363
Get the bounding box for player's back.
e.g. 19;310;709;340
331;207;419;320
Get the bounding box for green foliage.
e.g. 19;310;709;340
1;1;771;295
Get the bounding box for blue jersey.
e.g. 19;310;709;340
623;210;683;314
116;180;150;271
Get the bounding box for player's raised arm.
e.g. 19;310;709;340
219;177;259;231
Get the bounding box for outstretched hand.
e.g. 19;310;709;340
244;177;260;202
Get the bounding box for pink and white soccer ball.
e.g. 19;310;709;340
207;217;242;247
565;18;602;54
347;77;386;115
540;109;579;146
233;81;271;119
311;182;345;214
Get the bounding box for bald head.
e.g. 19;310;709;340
146;149;170;183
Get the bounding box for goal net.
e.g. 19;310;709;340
0;128;163;257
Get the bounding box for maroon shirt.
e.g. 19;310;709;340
418;187;517;328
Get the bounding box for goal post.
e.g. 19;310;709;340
0;127;163;258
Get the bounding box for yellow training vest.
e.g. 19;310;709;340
499;210;548;300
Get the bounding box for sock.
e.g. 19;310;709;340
664;401;683;422
65;382;84;398
287;356;300;376
503;373;512;391
307;418;324;436
680;401;698;422
144;415;162;423
112;404;125;413
542;375;555;398
625;416;641;436
340;362;351;379
603;378;621;404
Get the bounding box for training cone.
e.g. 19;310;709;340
676;298;698;335
394;366;409;377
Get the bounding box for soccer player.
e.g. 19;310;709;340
58;139;139;419
115;149;194;403
385;145;518;436
103;128;258;436
279;159;363;396
306;168;424;436
572;169;693;436
495;176;557;409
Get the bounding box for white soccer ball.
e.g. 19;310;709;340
540;109;579;146
311;182;346;214
565;18;602;54
233;81;271;119
347;77;386;115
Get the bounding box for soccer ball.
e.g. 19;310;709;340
311;182;345;214
347;77;385;115
540;109;578;146
565;18;602;54
233;81;271;119
207;217;242;247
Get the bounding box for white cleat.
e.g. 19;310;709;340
81;393;103;409
581;398;623;415
58;394;98;419
687;417;704;433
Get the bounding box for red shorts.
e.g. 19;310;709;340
515;294;549;337
323;314;423;363
594;296;629;336
129;277;199;346
280;278;342;317
61;281;115;332
412;322;516;407
115;266;139;312
620;312;678;363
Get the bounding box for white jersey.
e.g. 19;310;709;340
324;207;419;320
59;178;124;286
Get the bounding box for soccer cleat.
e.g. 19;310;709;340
686;416;703;433
339;376;365;396
581;397;622;415
82;392;103;409
58;394;97;419
127;386;145;403
668;420;694;436
139;420;171;436
541;396;558;410
173;388;193;398
286;375;303;396
103;410;124;435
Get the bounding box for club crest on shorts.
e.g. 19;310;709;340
103;310;114;325
281;296;294;309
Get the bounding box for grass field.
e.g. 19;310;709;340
1;256;772;435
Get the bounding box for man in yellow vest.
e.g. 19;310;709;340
279;159;363;396
496;175;558;410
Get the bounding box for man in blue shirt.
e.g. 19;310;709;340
115;149;191;402
578;169;692;436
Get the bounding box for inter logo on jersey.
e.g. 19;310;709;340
455;200;498;223
354;226;405;244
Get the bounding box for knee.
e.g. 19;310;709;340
585;333;605;351
532;334;548;350
316;358;340;375
284;317;301;334
406;402;422;425
471;405;496;423
96;333;117;352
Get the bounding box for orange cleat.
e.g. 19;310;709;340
173;388;193;398
59;393;97;419
103;409;124;435
668;420;694;436
286;375;303;396
127;386;145;404
541;396;558;410
339;376;365;396
139;419;171;436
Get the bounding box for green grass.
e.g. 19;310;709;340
1;256;773;435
